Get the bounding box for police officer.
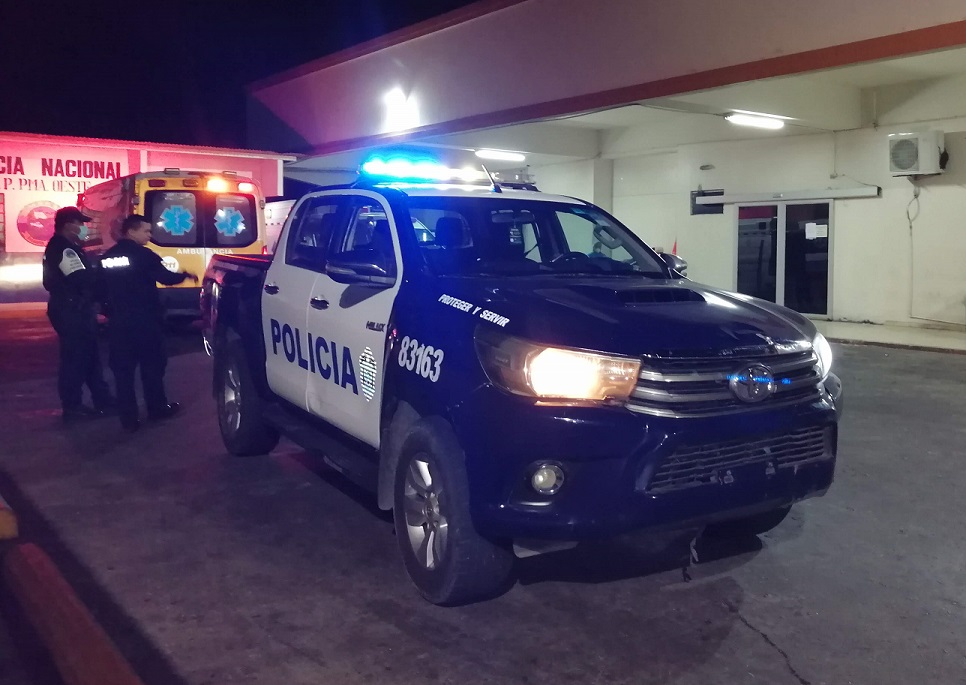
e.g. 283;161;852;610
100;214;198;432
42;206;115;422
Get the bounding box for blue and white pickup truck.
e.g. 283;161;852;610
200;154;843;605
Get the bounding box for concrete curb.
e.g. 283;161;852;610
828;336;966;355
3;543;147;685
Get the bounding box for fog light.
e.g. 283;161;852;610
531;464;565;495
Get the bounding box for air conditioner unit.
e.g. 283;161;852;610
888;130;945;176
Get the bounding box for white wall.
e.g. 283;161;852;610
530;120;966;327
251;0;966;151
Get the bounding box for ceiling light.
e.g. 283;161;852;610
725;113;785;130
475;149;526;162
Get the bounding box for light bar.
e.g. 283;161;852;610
361;157;487;183
725;113;785;130
475;149;526;163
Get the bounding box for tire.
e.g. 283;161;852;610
393;420;514;605
217;339;279;456
705;506;792;538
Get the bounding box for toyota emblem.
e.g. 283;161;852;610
728;364;776;403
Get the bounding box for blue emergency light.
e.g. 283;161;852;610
360;155;488;184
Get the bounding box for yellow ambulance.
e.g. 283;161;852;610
79;169;268;316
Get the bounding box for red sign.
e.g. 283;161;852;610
0;143;128;253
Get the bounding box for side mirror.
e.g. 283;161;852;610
326;254;395;287
661;253;688;277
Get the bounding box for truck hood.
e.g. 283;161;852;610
436;276;818;357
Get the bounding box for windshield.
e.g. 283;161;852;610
404;196;668;277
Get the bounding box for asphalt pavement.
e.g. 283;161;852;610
0;312;964;685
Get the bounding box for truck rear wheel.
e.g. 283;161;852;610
217;340;279;456
705;506;792;538
393;420;514;605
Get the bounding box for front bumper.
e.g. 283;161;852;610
453;373;842;540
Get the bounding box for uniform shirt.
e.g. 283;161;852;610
42;232;98;311
100;239;189;326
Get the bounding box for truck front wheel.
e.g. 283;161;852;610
393;420;514;605
217;340;279;456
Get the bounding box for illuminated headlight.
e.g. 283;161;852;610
813;332;833;380
475;330;641;401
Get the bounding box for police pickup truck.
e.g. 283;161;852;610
200;154;842;605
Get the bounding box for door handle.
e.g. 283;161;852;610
309;296;329;310
264;283;280;295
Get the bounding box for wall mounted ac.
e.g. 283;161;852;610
888;130;945;176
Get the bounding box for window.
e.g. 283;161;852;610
329;198;396;277
211;194;256;248
147;191;199;247
285;198;341;272
404;196;667;278
557;211;598;256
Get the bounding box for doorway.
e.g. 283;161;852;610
736;202;831;316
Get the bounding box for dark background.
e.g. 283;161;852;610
0;0;477;149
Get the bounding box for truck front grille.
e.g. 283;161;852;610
641;426;833;493
626;348;823;418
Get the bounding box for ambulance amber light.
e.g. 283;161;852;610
182;179;200;187
237;182;255;193
206;178;230;192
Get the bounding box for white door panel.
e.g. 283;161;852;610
305;284;396;446
262;251;318;410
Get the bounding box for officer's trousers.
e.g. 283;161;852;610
108;322;168;427
48;305;112;411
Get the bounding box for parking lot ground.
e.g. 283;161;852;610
0;322;963;685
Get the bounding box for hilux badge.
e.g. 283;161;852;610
728;364;776;403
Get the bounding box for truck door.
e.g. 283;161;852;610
262;196;343;409
305;192;400;448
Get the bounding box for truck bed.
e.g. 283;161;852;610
208;253;272;274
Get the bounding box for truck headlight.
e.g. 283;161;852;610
813;332;833;380
475;330;641;401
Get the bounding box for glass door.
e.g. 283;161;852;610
737;204;778;304
736;202;830;316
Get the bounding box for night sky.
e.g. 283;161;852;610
0;0;478;149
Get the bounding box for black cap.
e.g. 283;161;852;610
54;207;92;228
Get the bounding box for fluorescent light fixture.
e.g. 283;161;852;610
725;113;785;130
474;149;526;163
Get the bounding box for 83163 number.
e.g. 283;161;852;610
397;336;444;382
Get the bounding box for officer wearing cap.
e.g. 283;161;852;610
100;214;198;432
42;206;115;422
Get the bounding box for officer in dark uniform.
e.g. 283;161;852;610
100;214;198;432
42;207;115;422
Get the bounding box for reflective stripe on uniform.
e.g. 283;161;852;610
59;248;85;276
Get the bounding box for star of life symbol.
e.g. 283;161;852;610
160;205;194;236
214;207;246;237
